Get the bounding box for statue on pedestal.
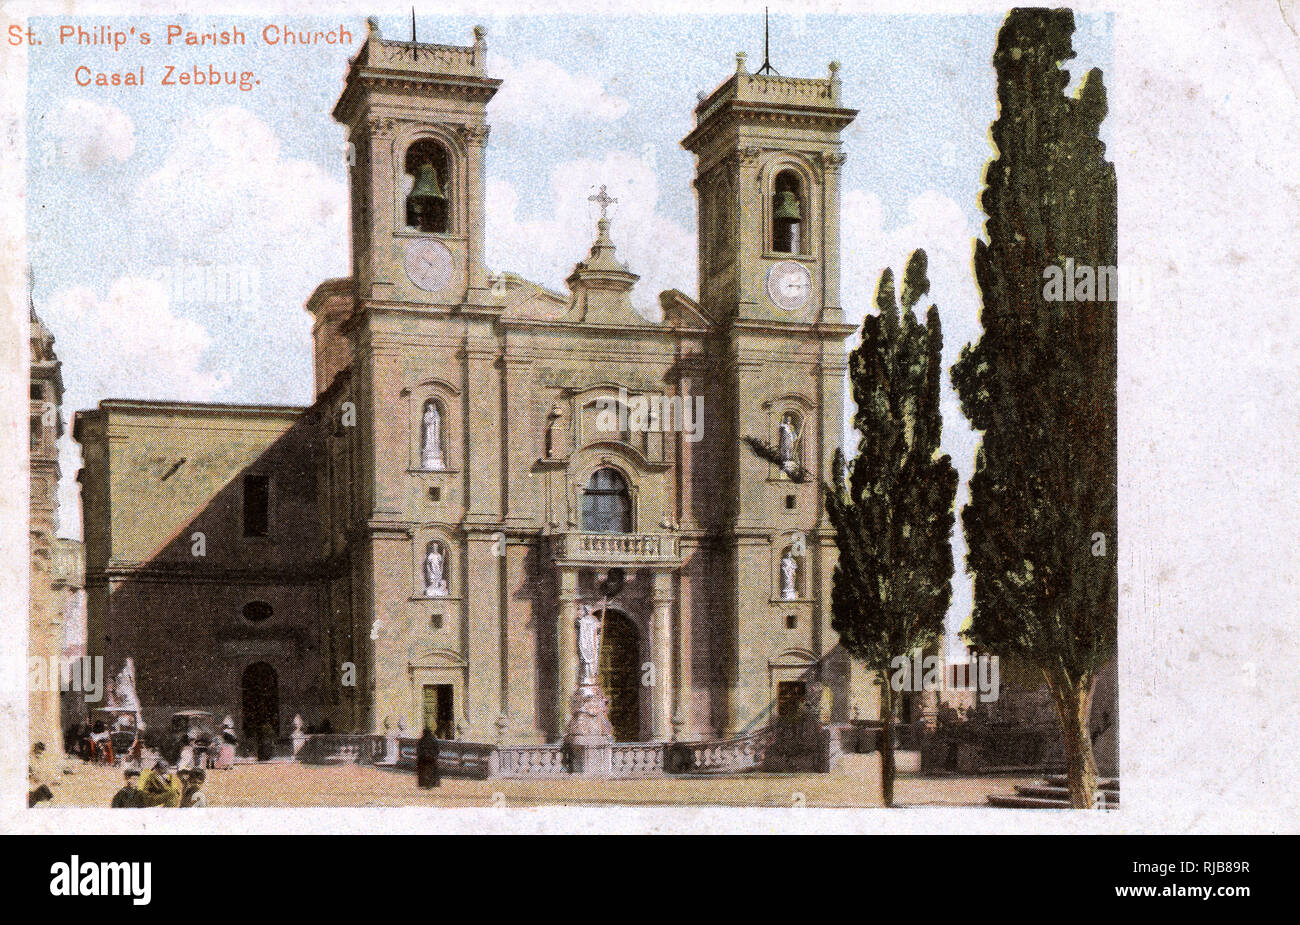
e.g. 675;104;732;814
576;604;601;685
421;402;444;471
778;418;797;472
566;603;613;744
424;542;448;597
113;658;140;712
781;550;799;600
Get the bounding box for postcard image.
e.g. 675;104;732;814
7;0;1296;838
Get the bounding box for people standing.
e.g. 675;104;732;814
90;721;114;765
177;735;195;770
416;727;440;789
215;726;236;770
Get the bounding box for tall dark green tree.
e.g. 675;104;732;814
951;9;1117;808
825;250;958;807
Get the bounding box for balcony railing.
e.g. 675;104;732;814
553;532;679;564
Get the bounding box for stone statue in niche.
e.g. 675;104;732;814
778;417;797;471
421;402;444;470
781;550;799;600
423;541;448;597
545;403;562;459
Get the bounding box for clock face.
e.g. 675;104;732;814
767;260;813;312
404;239;454;293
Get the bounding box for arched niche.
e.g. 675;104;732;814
403;379;461;473
411;527;459;600
403;138;452;234
761;157;817;258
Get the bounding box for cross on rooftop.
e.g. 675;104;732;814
588;185;618;220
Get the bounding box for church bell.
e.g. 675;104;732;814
774;190;802;221
408;163;446;214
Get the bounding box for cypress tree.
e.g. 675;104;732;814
825;249;958;807
951;8;1118;808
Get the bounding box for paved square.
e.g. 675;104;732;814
39;760;1033;809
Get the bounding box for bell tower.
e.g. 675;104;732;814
681;52;856;326
333;19;501;308
682;51;859;734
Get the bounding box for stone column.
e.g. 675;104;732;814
817;150;847;323
463;123;491;298
462;329;502;521
464;531;502;740
362;115;396;297
650;570;675;741
501;355;533;521
556;568;579;739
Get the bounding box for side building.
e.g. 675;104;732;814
74;401;326;737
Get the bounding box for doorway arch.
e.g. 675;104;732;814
241;662;279;737
597;609;641;742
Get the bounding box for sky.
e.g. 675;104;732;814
26;11;1112;659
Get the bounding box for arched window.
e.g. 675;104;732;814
420;399;445;471
405;139;451;233
772;170;804;254
242;601;273;623
581;468;631;534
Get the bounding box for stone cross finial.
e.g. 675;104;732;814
588;185;618;220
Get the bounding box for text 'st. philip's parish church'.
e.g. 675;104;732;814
75;21;875;744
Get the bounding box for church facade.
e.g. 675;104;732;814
77;23;878;745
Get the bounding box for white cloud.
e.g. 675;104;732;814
486;149;695;315
46;276;231;405
134;106;347;262
489;57;630;126
47;274;231;539
129;106;345;406
46;98;135;171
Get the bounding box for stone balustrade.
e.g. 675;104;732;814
553;531;679;564
496;745;566;778
609;743;665;776
362;39;485;77
296;722;832;779
695;69;841;127
736;73;837;107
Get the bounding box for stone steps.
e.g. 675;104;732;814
1044;774;1118;791
987;778;1120;809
